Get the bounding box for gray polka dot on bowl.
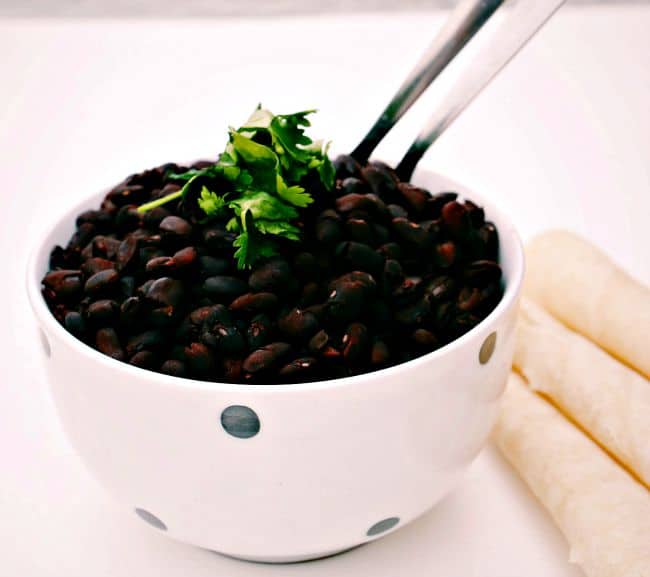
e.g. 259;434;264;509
367;517;400;537
135;508;167;531
221;405;260;439
479;331;497;365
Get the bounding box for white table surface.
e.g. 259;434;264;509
1;6;648;576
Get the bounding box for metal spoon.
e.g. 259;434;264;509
395;0;567;180
351;0;505;164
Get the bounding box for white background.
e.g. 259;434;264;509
1;5;648;576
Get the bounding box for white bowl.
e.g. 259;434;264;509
27;169;523;563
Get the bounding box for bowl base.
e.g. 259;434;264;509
210;543;363;564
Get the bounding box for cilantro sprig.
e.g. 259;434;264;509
137;106;334;269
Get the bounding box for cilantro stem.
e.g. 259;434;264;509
137;190;183;213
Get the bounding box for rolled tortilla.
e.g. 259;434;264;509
525;230;650;378
514;298;650;488
494;373;650;577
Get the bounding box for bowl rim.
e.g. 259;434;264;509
26;167;524;394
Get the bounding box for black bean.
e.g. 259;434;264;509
457;286;483;312
463;260;502;287
308;329;330;353
336;241;384;276
68;223;96;252
148;305;179;328
424;276;456;303
115;205;141;233
142;207;171;229
107;183;149;206
372;223;390;245
126;330;165;355
89;236;122;260
120;275;136;298
49;245;78;270
160;359;187;378
201;322;245;356
377;242;402;260
464;200;485;227
136;279;155;298
342;323;369;363
145;256;176;276
426;192;458;219
325;280;366;324
383;259;404;291
229;292;279;315
160;215;192;239
246;314;274;350
361;165;398;201
328;271;377;293
95;328;124;361
441;200;471;239
391;217;429;247
172;246;198;270
184;342;215;377
364;299;392;328
199;255;230;277
42;270;83;300
479;222;499;260
146;277;184;307
139;246;166;264
335;193;376;215
345;218;374;245
412;328;438;349
293;252;319;281
223;358;244;382
333;154;362;179
397;183;429;215
203;276;248;302
299;282;322;307
203;227;237;253
84;269;119;296
120;296;143;328
279;357;318;381
436;241;457;268
248;258;291;292
76;210;112;232
242;342;291;374
340;177;368;195
392;276;423;306
64;311;86;338
86;299;119;326
395;299;430;328
129;350;157;369
278;308;319;340
387;204;408;219
316;211;343;245
370;339;391;366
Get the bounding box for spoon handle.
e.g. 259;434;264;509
350;0;504;164
396;0;566;181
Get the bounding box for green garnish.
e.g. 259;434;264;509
137;106;334;269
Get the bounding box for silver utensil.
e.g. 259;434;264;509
395;0;566;180
351;0;505;163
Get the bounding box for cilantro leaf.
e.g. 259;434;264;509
276;175;313;208
228;130;278;191
233;210;279;269
197;186;228;217
228;190;298;222
254;219;301;241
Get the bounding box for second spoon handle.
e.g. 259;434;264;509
395;0;567;181
350;0;504;164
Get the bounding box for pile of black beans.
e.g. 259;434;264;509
42;155;503;384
